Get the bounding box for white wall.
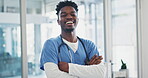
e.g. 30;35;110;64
0;13;48;24
140;0;148;78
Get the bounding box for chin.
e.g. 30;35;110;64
65;28;75;32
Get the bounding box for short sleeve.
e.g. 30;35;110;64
40;40;58;70
85;40;99;60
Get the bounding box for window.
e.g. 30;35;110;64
111;0;138;77
0;0;139;78
0;0;21;77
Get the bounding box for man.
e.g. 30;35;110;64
40;1;106;78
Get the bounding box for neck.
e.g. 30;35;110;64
61;31;77;43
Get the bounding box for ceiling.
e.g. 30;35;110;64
44;0;103;12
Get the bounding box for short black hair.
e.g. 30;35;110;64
55;1;78;15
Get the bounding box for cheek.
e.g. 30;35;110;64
58;20;65;26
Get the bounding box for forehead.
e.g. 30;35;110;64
59;6;76;13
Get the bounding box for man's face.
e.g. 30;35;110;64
57;6;79;32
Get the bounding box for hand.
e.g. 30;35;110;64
87;55;103;65
58;62;69;73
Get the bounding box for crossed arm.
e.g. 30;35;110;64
44;55;106;78
58;55;103;73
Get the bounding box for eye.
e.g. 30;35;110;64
60;12;67;17
61;14;67;17
71;13;77;16
71;14;76;16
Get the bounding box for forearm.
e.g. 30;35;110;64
44;62;78;78
69;62;106;78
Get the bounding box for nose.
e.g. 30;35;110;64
66;14;72;20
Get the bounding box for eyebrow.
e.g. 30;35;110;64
60;12;66;14
71;11;76;13
60;11;76;14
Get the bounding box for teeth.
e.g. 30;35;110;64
66;21;73;24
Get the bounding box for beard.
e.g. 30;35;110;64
60;22;77;33
64;28;75;32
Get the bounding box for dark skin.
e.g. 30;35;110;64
57;6;78;43
57;6;103;73
58;55;103;73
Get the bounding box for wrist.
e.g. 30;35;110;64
58;62;69;73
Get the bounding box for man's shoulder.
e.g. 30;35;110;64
46;36;60;41
45;36;61;44
78;37;94;44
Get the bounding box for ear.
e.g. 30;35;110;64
57;19;60;25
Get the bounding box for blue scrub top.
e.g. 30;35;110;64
40;36;99;70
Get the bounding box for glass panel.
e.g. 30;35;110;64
76;1;104;56
0;0;21;78
26;0;47;78
111;0;137;78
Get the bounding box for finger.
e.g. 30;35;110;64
98;56;103;60
89;56;99;65
95;56;103;63
93;58;102;64
89;54;97;63
90;54;97;61
95;60;102;64
91;56;103;65
98;55;102;58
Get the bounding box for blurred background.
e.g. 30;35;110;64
0;0;147;78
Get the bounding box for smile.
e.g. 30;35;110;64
66;21;74;25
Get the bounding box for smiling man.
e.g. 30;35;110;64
40;1;106;78
58;6;78;32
